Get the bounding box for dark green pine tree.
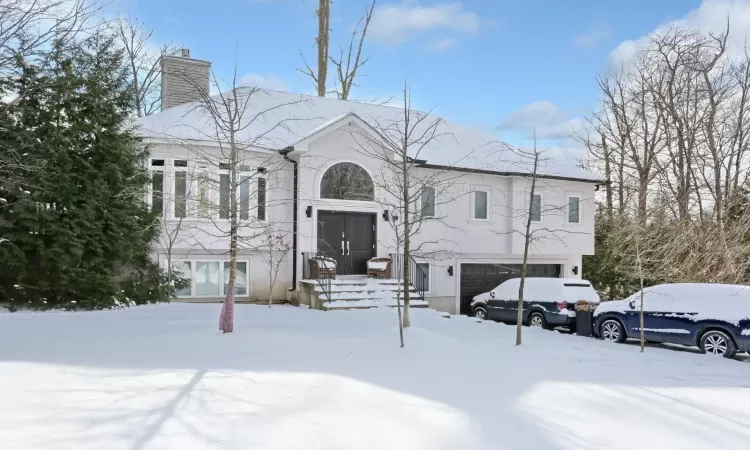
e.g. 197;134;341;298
0;32;179;310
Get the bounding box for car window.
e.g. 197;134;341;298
632;291;677;312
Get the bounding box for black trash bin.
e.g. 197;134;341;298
575;301;595;337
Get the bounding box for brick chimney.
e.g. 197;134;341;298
160;48;211;110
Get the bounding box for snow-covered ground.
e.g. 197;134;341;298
1;304;750;450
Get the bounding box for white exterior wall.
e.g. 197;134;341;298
145;123;597;312
148;142;295;302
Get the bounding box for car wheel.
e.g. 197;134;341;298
600;319;626;343
528;312;547;329
473;306;488;320
700;330;737;359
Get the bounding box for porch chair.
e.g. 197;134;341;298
309;256;337;279
367;257;392;279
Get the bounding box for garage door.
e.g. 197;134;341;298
459;263;562;315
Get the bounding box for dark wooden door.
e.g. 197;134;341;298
346;213;376;275
317;211;375;275
317;211;347;271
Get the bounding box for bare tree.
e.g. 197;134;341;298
258;228;290;307
514;138;541;346
330;0;375;100
493;135;591;345
584;21;750;297
299;0;376;99
113;16;180;117
168;60;311;332
350;83;468;330
299;0;329;97
0;0;97;109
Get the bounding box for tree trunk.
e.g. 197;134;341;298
316;0;329;97
396;279;404;348
602;132;613;216
636;232;645;353
401;158;411;329
220;133;240;333
638;175;648;223
517;152;539;346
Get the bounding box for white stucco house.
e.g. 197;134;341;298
137;51;605;315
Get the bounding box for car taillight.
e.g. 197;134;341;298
556;301;568;311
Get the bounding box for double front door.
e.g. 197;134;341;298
317;211;376;275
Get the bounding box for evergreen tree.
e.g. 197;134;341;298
0;32;182;310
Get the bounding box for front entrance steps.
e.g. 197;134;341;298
298;277;430;311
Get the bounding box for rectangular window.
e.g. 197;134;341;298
150;159;164;215
421;187;435;217
224;261;248;296
240;176;250;220
175;261;192;296
174;171;187;218
416;262;430;293
219;173;230;219
474;190;488;220
151;172;163;215
530;193;542;222
193;166;211;219
195;261;220;296
568;195;581;224
257;178;267;221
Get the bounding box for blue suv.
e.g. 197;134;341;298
593;283;750;359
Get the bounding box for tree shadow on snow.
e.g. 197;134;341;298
1;303;750;449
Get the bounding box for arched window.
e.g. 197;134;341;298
320;162;374;201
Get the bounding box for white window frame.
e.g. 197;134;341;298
217;164;231;221
472;189;490;220
172;159;190;219
194;162;214;220
530;192;543;223
173;258;251;298
148;158;165;215
420;186;436;218
256;175;268;222
567;194;582;224
416;261;432;294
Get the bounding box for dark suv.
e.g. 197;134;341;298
471;277;600;329
594;283;750;359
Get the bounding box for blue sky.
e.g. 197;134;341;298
112;0;740;156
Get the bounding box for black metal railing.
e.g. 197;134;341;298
389;253;428;301
301;252;333;305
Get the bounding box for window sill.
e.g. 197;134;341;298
467;219;494;225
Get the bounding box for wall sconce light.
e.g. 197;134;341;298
257;167;267;174
572;265;579;275
305;205;313;218
382;210;390;222
447;265;454;276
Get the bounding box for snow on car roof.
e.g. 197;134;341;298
595;283;750;325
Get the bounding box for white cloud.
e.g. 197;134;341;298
611;0;750;64
573;26;611;49
238;73;290;92
497;101;586;140
428;37;458;51
369;2;481;45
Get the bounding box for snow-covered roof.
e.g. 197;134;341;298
135;89;604;183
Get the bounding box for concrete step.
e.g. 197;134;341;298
315;285;418;294
323;299;430;311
